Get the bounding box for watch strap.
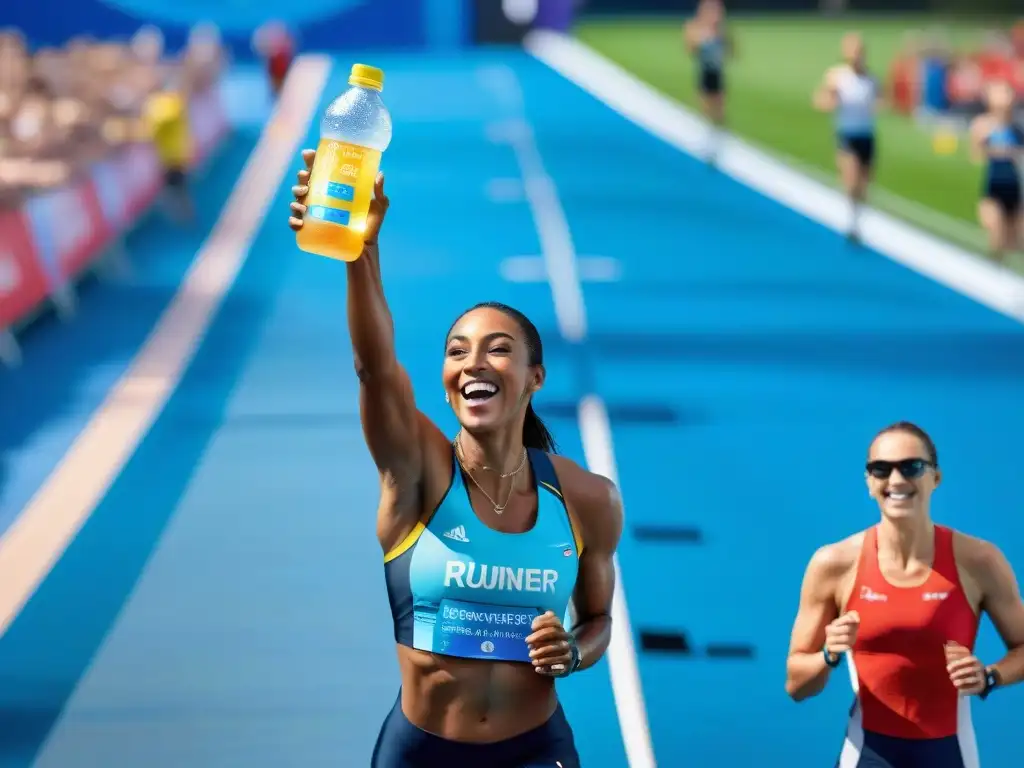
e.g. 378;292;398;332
569;638;583;674
823;645;842;668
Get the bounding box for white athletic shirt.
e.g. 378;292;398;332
833;66;878;137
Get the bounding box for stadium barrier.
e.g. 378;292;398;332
0;83;230;367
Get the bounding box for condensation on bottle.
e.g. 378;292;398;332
296;63;393;262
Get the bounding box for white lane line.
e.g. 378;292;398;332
484;65;658;768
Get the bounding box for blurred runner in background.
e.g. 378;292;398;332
970;80;1023;261
684;0;732;163
814;32;882;243
253;21;295;99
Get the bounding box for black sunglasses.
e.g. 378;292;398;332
865;458;934;479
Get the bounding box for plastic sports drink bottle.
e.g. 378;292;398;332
296;63;393;261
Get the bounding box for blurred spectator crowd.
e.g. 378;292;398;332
0;24;225;211
889;19;1024;121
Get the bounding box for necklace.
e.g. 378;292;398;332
453;433;528;515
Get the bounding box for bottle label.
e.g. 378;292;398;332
304;139;380;231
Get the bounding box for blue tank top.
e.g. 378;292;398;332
985;123;1024;184
698;36;725;72
383;448;583;663
920;57;949;112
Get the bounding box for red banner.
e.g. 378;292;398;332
0;208;49;331
23;180;109;286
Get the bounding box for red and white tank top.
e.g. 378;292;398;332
844;524;980;740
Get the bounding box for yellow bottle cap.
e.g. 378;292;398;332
349;63;384;91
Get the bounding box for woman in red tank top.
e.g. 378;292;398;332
784;421;1024;767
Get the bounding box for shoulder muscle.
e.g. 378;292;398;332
551;455;623;554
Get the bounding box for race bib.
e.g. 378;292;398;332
430;599;541;662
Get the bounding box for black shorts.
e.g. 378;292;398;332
838;729;969;768
371;693;580;768
699;68;723;95
838;134;875;169
984;177;1022;217
164;166;187;188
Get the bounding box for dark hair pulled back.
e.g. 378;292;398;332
871;421;938;466
447;301;556;453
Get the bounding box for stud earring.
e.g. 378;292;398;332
445;392;450;404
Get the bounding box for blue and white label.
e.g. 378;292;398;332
431;598;540;662
307;205;350;226
325;181;355;202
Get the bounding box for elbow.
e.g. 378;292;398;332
785;678;808;702
784;663;815;703
353;356;373;383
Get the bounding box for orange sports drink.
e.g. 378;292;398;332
296;63;393;262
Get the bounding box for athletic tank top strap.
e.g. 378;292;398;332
528;448;584;556
855;525;882;583
930;524;962;590
529;447;560;496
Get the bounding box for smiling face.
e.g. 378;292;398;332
865;429;941;521
843;32;866;69
986;80;1016;116
443;306;544;435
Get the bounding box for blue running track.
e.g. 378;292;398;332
1;50;1022;767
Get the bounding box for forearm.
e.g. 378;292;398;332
347;243;396;377
990;645;1024;687
786;651;834;701
572;613;611;672
813;92;835;112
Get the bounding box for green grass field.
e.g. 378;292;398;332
576;15;1023;270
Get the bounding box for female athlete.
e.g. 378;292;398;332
969;80;1023;261
785;421;1024;767
288;150;624;767
813;32;882;242
684;0;732;162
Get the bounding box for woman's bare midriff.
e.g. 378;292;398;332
396;644;558;743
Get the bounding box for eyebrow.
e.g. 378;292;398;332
447;331;517;345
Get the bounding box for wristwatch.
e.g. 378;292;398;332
568;638;583;674
980;668;1001;700
823;645;842;668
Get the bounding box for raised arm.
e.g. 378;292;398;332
814;67;838;112
289;150;439;522
786;544;855;701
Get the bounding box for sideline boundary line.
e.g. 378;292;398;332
524;31;1024;325
0;55;333;637
483;65;658;768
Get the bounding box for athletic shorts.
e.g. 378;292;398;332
984;176;1022;217
837;728;970;768
837;133;875;169
699;68;723;95
371;692;580;768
